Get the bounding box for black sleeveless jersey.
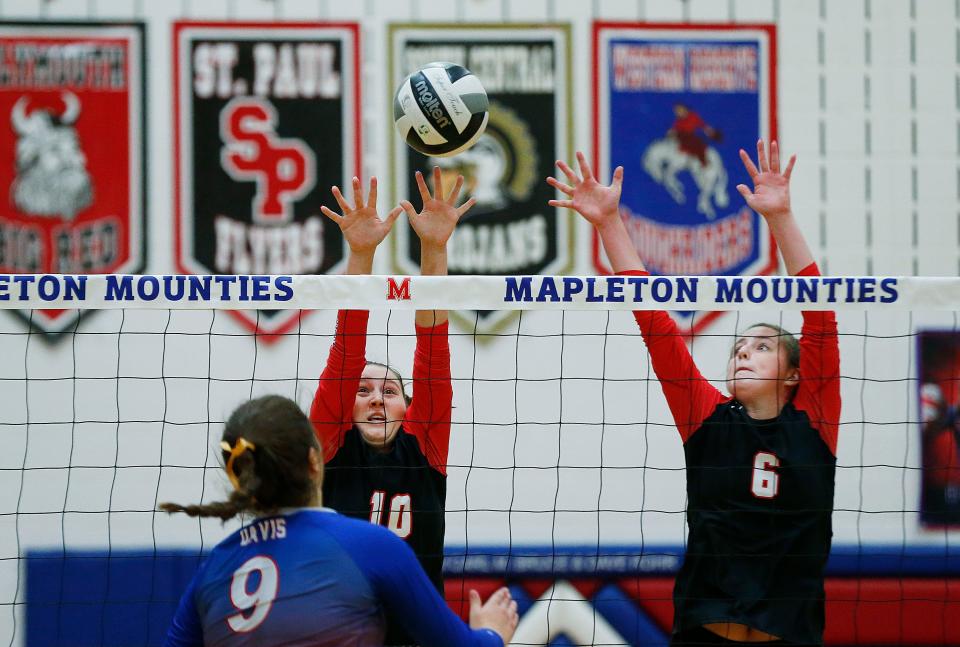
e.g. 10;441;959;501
678;402;836;644
626;264;841;645
322;427;447;591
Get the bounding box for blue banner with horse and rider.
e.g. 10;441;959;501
593;23;778;334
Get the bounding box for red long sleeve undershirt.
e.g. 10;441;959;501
309;311;453;473
619;264;841;454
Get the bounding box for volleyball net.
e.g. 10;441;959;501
2;273;960;646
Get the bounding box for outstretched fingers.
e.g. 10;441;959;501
576;151;594;181
319;205;342;224
756;139;769;173
415;170;431;204
384;205;402;228
556;159;579;185
456;196;477;217
611;165;624;190
399;198;417;216
770;140;781;174
739;148;760;182
366;176;378;209
351;176;364;209
447;174;464;205
546;176;575;197
331;185;351;213
783;154;797;180
548;198;574;209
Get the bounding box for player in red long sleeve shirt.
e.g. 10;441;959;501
548;142;840;646
312;169;476;645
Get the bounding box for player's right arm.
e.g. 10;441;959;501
310;309;370;461
341;523;517;646
312;178;402;460
548;153;725;441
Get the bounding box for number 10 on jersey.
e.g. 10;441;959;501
370;491;413;538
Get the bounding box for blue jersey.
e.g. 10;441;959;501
164;509;502;647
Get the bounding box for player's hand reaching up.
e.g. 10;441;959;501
547;151;624;229
737;139;796;221
469;586;519;645
401;166;476;250
737;139;813;274
321;176;401;255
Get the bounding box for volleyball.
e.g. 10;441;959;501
393;62;489;157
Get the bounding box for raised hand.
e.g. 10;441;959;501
400;166;476;249
320;177;401;255
737;139;796;220
547;151;623;229
469;587;519;645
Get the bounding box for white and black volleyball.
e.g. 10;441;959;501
393;62;489;157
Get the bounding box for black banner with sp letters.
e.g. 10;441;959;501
174;22;359;337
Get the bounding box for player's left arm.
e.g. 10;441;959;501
163;574;203;647
400;166;474;471
736;139;813;275
407;319;453;472
795;265;841;454
737;140;841;452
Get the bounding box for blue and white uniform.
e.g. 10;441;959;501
164;508;502;647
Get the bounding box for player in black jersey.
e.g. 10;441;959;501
312;169;475;645
548;142;840;646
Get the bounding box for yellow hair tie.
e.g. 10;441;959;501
220;437;256;492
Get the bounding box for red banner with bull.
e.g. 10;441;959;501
173;22;359;338
0;22;145;335
593;23;777;335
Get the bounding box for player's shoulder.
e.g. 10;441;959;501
392;429;433;463
204;508;335;552
694;396;737;423
319;512;414;577
324;427;365;463
323;509;403;547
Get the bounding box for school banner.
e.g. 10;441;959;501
173;21;359;338
919;330;960;528
0;22;145;336
389;24;573;334
593;23;777;335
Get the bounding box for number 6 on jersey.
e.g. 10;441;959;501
751;452;780;499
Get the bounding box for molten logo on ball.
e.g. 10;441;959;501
394;61;488;157
413;79;452;130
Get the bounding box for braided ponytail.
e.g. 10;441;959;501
159;395;320;521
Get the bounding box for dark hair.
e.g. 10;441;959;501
737;322;801;370
364;361;412;405
159;395;320;521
